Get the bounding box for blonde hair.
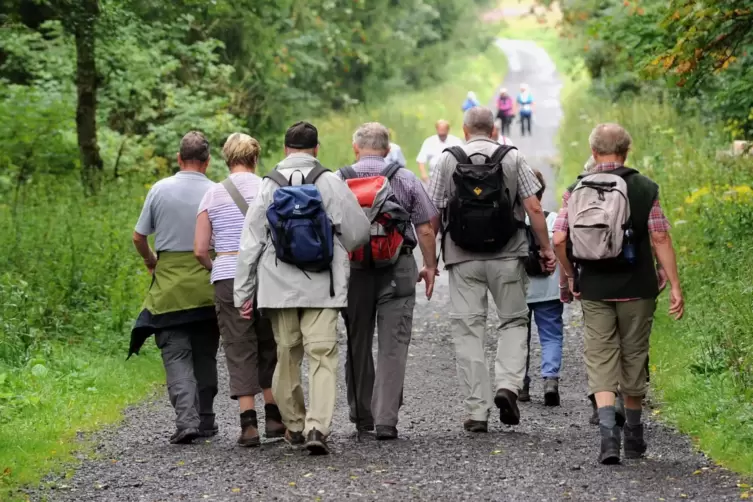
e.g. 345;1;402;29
222;133;261;169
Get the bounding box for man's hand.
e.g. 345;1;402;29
239;299;254;320
668;286;684;320
559;282;572;304
144;253;158;275
539;248;556;272
418;266;438;300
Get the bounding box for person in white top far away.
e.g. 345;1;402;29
416;119;463;183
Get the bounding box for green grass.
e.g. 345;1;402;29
264;44;508;174
557;71;753;476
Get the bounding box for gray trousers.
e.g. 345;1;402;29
448;258;529;421
155;320;220;431
343;254;418;427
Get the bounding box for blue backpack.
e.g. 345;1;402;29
265;164;335;296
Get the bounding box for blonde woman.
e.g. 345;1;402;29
194;133;284;446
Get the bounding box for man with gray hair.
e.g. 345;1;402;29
428;107;555;433
554;123;684;464
338;122;439;440
130;131;221;444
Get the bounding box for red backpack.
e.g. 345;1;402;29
339;163;411;268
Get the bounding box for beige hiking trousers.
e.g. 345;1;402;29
267;308;339;436
449;258;529;421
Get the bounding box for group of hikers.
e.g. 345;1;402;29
462;84;534;138
129;103;684;465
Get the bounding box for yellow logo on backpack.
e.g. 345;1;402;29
473;187;482;196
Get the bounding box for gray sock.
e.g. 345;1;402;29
625;408;642;426
598;406;617;429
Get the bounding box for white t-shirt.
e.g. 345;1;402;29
416;134;464;175
526;211;560;303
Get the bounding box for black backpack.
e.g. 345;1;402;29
524;211;551;277
443;145;521;254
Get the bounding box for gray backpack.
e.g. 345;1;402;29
567;167;637;261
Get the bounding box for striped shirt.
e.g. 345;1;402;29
336;155;439;245
197;172;262;283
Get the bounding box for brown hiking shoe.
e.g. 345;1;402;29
284;429;306;447
494;388;520;425
237;410;260;447
264;404;286;439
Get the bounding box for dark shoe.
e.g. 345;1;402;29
615;395;626;428
589;394;599;425
264;404;286;439
356;423;375;433
199;415;218;437
623;423;647;459
305;429;330;455
463;419;488;433
494;388;520;425
543;378;560;407
170;428;200;445
518;378;531;403
238;410;260;447
375;425;398;440
284;429;305;447
599;425;622;465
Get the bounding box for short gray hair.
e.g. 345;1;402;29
589;123;632;157
463;107;495;136
352;122;390;151
179;131;210;163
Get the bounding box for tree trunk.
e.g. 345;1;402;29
74;0;103;194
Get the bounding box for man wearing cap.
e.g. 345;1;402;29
416;120;464;183
234;121;370;455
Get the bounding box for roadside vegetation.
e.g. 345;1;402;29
0;0;502;497
522;0;753;475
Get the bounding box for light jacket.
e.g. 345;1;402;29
234;153;371;309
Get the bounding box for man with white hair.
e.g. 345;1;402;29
338;122;439;440
553;123;684;464
416;119;464;183
428;107;555;433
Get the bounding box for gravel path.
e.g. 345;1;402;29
33;40;742;502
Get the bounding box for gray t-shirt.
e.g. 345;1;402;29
135;171;214;252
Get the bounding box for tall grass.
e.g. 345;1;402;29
558;82;753;474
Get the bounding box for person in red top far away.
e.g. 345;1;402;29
553;123;684;465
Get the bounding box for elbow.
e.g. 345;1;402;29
553;232;567;249
650;231;670;248
416;222;435;239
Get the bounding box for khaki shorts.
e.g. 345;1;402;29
214;279;277;399
582;299;656;397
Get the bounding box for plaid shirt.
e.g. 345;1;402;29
427;137;542;210
337;155;439;244
552;162;670;233
553;162;670;302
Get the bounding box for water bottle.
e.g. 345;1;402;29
623;228;636;264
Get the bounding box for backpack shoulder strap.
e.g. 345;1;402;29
304;162;331;185
221;177;249;216
380;162;402;180
265;169;289;187
490;144;517;165
443;146;470;165
339;166;358;180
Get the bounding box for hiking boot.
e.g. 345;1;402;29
494;388;520;426
170;428;200;445
375;426;398;441
356;423;375;433
623;423;647;459
543;378;560;407
589;395;599;425
463;419;488;433
284;429;305;447
264;404;286;439
599;425;622;465
305;429;330;455
518;378;531;403
615;395;626;428
199;415;218;437
237;410;260;447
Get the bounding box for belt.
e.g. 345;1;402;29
216;251;238;256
